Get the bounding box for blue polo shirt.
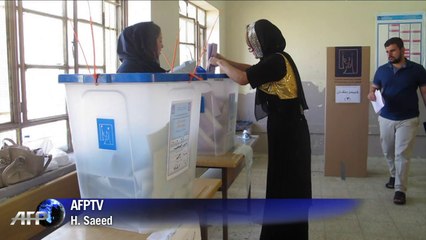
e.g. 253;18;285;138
373;59;426;120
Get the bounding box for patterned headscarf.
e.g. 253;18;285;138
247;22;263;58
246;19;286;59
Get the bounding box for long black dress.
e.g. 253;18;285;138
245;19;311;240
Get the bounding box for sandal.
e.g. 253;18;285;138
393;191;406;205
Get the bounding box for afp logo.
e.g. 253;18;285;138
11;198;66;227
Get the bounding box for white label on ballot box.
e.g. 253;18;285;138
168;101;192;180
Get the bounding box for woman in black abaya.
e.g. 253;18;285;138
209;19;312;240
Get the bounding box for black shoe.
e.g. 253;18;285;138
393;191;406;205
385;177;395;189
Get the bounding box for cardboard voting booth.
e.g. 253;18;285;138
324;47;370;177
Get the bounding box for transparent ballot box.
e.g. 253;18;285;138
196;76;239;155
59;73;203;200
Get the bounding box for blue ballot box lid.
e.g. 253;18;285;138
58;73;229;83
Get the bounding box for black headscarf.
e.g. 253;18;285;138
254;19;286;57
117;22;166;73
248;19;308;120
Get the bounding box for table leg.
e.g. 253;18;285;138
222;169;228;240
200;225;208;240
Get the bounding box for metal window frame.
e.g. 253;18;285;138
179;0;207;67
0;0;124;149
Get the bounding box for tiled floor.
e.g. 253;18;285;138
206;154;426;240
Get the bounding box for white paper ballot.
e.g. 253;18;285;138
207;43;218;73
171;60;196;73
371;90;384;113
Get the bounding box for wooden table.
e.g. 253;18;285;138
44;222;204;240
197;152;246;199
197;153;245;240
192;178;222;199
1;171;80;240
197;134;259;200
196;134;258;240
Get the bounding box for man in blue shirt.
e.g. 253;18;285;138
368;37;426;205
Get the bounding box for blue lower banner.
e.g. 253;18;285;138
26;199;361;229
